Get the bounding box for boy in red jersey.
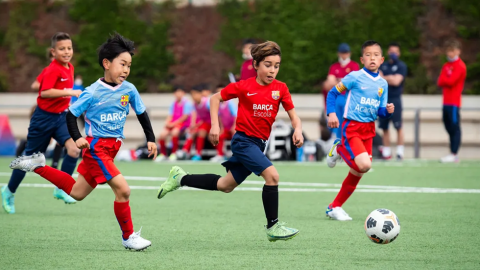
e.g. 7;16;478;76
157;41;303;242
10;33;157;250
437;40;467;163
2;33;82;214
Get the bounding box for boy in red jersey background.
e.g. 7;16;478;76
2;33;82;214
157;41;303;242
437;40;467;163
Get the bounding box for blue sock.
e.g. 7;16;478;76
8;169;27;193
60;154;78;176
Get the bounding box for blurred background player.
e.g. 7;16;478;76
1;32;82;214
157;41;303;242
323;43;360;143
239;39;257;81
210;83;237;162
10;33;156;250
379;42;407;160
437;40;467;163
201;83;212;97
157;85;193;161
325;40;394;221
180;84;211;161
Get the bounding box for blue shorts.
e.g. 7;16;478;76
330;94;346;139
378;97;402;130
24;107;71;155
222;132;273;184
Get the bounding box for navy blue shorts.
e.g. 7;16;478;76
378;97;402;130
222;132;273;184
24;107;70;155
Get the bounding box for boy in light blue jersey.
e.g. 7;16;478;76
10;33;157;251
324;40;395;221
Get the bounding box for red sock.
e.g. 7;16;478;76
196;136;205;155
171;136;179;153
159;139;167;156
217;134;225;156
331;172;362;208
114;201;134;240
183;138;193;152
34;166;75;194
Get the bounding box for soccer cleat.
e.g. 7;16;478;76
326;141;341;168
157;166;186;199
209;155;225;162
1;186;15;214
326;205;352;221
440;154;459;163
191;154;202;161
53;187;77;204
122;227;152;251
396;154;403;161
154;154;168;162
265;222;299;242
9;153;46;172
168;153;177;161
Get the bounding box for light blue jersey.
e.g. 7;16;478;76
335;68;389;123
69;79;146;139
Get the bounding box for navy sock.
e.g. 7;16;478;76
8;169;27;193
180;174;220;191
60;154;78;175
51;145;63;169
262;185;279;229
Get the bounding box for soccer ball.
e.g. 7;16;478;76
364;209;400;244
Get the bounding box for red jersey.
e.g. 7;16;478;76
240;59;257;81
37;59;74;113
437;58;467;107
36;67;48;83
328;61;360;95
221;77;294;140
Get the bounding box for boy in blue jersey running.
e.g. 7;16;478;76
325;40;395;221
10;33;157;251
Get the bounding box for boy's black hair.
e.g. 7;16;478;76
243;38;256;45
361;40;382;55
51;32;71;48
97;32;135;70
173;84;185;92
201;83;211;91
191;84;203;92
388;42;401;49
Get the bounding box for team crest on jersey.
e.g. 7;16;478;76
378;87;384;97
346;68;351;73
271;91;280;100
120;95;129;107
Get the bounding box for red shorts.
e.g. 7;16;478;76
220;129;234;140
337;120;375;171
77;137;122;188
195;122;211;133
165;123;187;132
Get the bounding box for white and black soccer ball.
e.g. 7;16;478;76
364;209;400;244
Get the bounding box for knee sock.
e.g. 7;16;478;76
7;169;27;193
34;166;76;194
180;174;220;191
171;136;179;153
217;136;225;156
195;137;205;156
114;201;134;240
183;138;194;152
331;172;362;208
60;154;78;176
159;139;168;156
262;185;279;229
51;145;63;169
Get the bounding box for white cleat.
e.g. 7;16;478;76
210;155;225;162
122;228;151;251
155;154;168;163
440;154;459;163
9;153;46;172
326;206;353;221
326;142;341;168
168;153;177;161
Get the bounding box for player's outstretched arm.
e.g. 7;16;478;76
41;88;82;98
287;109;303;148
209;93;223;146
326;86;340;128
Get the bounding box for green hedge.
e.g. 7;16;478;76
216;0;424;93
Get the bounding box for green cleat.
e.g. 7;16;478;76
157;166;186;199
1;186;15;214
265;222;299;242
53;187;76;204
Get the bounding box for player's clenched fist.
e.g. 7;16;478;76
209;125;220;146
75;138;90;149
328;113;339;128
386;103;395;114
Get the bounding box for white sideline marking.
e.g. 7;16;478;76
1;183;479;194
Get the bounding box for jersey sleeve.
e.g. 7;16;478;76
398;63;407;77
220;82;239;101
40;68;59;91
228;101;238;117
36;68;46;83
327;64;336;75
335;73;356;93
129;86;146;115
168;102;174;115
183;101;193;115
69;90;93;117
380;82;389;107
351;62;360;71
281;85;295;111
